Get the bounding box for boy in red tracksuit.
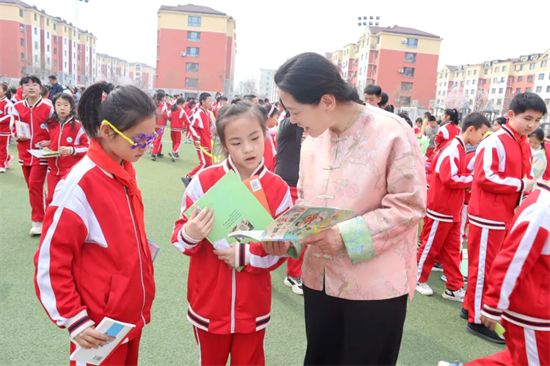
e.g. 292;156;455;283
0;83;14;172
172;101;293;366
11;76;54;235
151;92;169;161
465;92;547;343
182;93;213;186
416;113;490;300
543;137;550;181
465;180;550;366
43;94;89;205
168;97;189;162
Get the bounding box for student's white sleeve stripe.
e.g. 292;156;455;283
75;126;86;145
179;108;185;119
181;177;204;214
249;253;281;269
482;138;522;190
441;126;449;139
275;188;293;217
497;204;546;310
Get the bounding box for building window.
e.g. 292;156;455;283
54;48;57;55
491;88;496;94
495;67;500;73
499;88;503;94
34;55;38;62
21;52;25;60
187;47;200;57
53;24;56;30
404;53;416;63
497;99;502;105
186;62;199;72
20;38;24;46
406;38;418;48
536;86;542;93
401;82;413;92
400;96;411;105
493;77;498;83
542;60;548;68
403;67;415;77
500;77;505;83
64;50;67;56
483;79;487;85
518;76;523;82
34;41;38;49
516;88;521;93
530;63;535;70
34;13;37;21
185;78;199;88
188;16;201;27
188;31;200;42
474;70;477;75
20;24;25;32
539;73;545;80
520;65;525;71
54;36;57;43
484;69;488;75
547;86;550;93
467;70;471;76
34;28;37;35
47;19;49;26
526;87;531;92
19;9;23;17
503;66;507;72
527;75;533;82
54;60;57;68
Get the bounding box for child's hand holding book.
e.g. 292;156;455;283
214;243;236;269
184;207;215;242
74;326;109;350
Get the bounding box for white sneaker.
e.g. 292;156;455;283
415;282;434;296
443;288;465;302
29;221;43;236
0;167;5;173
284;276;304;295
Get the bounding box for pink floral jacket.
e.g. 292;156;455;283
293;106;427;301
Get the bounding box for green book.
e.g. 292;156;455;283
183;170;274;251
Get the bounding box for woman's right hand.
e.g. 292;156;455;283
74;326;108;349
185;207;215;241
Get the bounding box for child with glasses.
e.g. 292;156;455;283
34;81;157;366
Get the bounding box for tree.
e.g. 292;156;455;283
234;76;258;96
473;87;488;112
443;89;466;109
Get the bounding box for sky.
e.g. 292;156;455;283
37;0;550;84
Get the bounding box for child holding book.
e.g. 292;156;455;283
171;101;292;366
34;82;157;366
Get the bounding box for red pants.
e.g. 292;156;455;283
46;173;63;206
152;127;164;155
22;164;47;222
286;186;305;277
464;224;507;324
0;135;11;168
417;216;464;291
70;330;142;366
189;146;212;178
460;204;468;259
466;319;549;366
171;131;182;152
193;327;265;366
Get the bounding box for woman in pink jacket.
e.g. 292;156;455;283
264;53;427;365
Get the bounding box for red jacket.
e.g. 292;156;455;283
464;151;475;205
156;102;170;128
189;108;212;148
0;96;13;136
170;106;190;131
46;115;89;176
434;123;460;153
263;133;277;171
543;139;550;182
481;182;550;331
11;97;54;166
426;137;472;222
34;155;155;340
171;158;292;334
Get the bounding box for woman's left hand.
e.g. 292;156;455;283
299;226;345;254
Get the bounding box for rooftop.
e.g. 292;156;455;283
369;25;440;39
159;3;226;16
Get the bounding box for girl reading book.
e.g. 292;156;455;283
34;81;157;366
171;101;292;366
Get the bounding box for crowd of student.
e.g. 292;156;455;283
1;50;549;365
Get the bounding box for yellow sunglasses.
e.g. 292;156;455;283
102;120;162;149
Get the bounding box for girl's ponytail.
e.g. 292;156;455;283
444;108;459;125
78;81;105;138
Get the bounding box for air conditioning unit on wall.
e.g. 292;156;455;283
401;39;407;44
180;52;186;57
370;44;376;49
398;69;404;74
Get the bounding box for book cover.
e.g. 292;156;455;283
243;175;271;213
16;121;31;139
28;149;60;158
69;317;135;366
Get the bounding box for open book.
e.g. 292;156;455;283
228;205;355;242
28;149;60;158
16;121;31;139
69;317;135;366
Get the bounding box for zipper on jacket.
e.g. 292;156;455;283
124;187;147;326
30;107;34;165
55;122;64;175
231;269;236;333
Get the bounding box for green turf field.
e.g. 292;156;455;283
0;137;504;366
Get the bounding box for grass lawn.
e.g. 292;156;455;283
0;135;504;365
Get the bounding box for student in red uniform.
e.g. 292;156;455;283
168;97;189;162
464;92;546;343
256;104;278;171
182;93;213;187
151;91;169;161
40;93;89;205
34;81;157;366
543;135;550;182
434;108;461;154
172;101;292;366
0;83;14;173
11;76;54;235
414;118;423;135
416;113;490;300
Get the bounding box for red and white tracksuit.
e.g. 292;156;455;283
171;157;292;366
152;102;169;155
543;139;550;182
34;155;155;366
188;108;213;178
460;151;476;255
466;182;550;366
417;137;470;291
263;133;277;172
44;116;89;205
169;106;189;153
0;96;14;169
11;97;54;222
434;123;461;154
465;125;533;324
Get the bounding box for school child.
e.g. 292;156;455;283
171;101;292;366
41;93;89;205
151;91;169;161
464;92;546;343
416;113;490;300
414;118;423;134
0;83;14;173
544;134;550;181
11;76;54;235
182;93;213;187
256;104;279;171
34;81;157;366
168;97;189;162
434;108;461;154
529;127;547;181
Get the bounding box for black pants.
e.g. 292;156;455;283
303;285;407;366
